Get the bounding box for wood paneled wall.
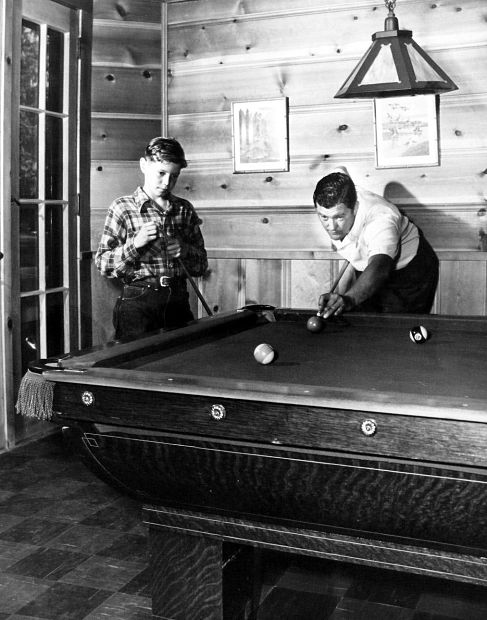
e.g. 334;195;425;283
90;0;487;344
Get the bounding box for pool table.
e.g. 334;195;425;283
32;307;487;618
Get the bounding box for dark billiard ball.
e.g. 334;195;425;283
307;315;324;333
409;325;429;344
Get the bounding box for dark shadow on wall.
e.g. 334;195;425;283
383;181;482;250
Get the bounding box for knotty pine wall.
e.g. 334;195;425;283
90;0;487;344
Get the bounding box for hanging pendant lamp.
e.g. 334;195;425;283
334;0;458;99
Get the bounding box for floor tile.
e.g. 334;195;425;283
120;566;152;597
35;496;112;523
0;495;57;517
0;516;72;545
83;592;159;620
0;513;28;535
19;477;90;500
3;615;48;619
0;573;51;614
60;555;147;592
0;540;40;571
14;581;112;620
66;480;122;504
46;524;122;555
80;499;141;532
97;531;148;563
0;470;47;493
8;546;89;580
0;489;16;503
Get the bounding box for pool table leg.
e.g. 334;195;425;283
149;526;223;619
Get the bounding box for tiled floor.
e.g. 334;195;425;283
0;433;487;619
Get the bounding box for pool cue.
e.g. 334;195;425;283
176;257;213;317
330;260;350;294
317;260;350;317
157;218;213;316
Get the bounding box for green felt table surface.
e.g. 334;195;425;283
116;315;487;402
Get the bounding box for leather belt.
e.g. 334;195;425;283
125;276;183;290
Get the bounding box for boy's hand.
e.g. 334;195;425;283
166;237;186;259
133;223;158;249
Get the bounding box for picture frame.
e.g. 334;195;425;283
374;95;439;169
231;97;289;173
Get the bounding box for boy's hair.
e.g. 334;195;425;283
145;137;187;168
313;172;356;210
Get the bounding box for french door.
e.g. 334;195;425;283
17;1;74;377
0;0;91;449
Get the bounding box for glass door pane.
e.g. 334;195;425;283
19;204;39;292
20;20;39;108
18;2;72;374
46;28;63;113
19;110;38;199
45;203;63;289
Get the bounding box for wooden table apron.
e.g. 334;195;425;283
39;309;487;616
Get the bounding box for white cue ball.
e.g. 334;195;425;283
409;325;429;344
253;343;275;365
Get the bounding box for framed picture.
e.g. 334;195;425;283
231;97;289;173
374;95;439;168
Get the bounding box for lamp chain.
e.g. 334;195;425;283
384;0;396;12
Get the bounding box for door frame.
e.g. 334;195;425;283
0;0;15;450
0;0;92;451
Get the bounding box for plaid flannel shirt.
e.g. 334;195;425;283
95;186;208;283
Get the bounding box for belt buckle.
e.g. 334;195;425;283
159;276;172;287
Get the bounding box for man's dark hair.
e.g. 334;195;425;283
145;137;188;168
313;172;357;210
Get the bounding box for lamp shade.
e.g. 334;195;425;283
334;13;458;98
